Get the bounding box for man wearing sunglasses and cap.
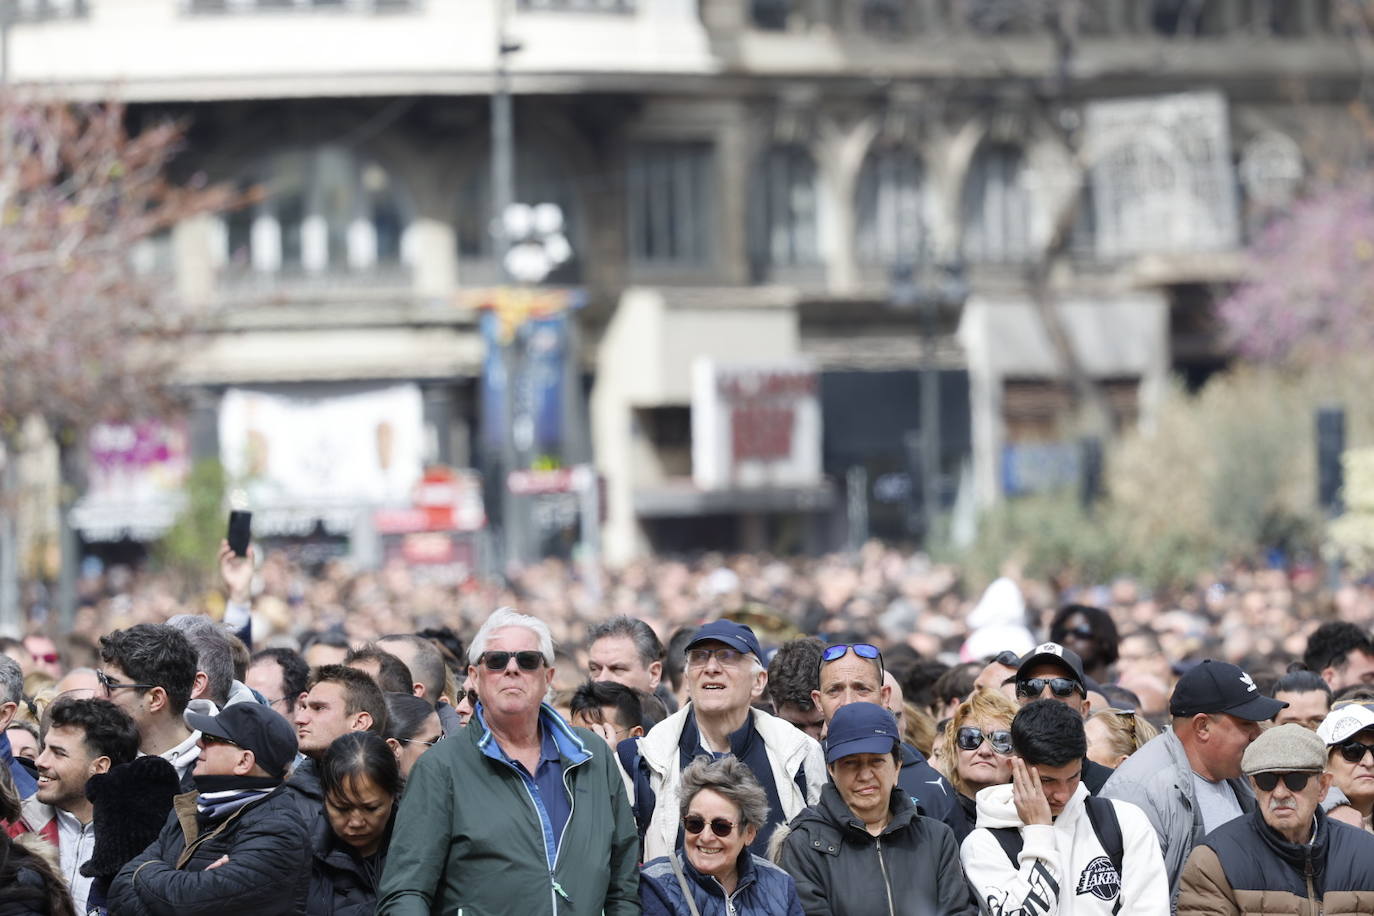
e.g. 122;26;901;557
1176;723;1374;915
1012;643;1114;795
631;619;826;862
108;701;311;915
1101;659;1285;903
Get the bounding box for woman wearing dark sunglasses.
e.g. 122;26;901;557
943;689;1019;826
1317;703;1374;832
639;757;802;916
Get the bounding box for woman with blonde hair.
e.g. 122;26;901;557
942;688;1020;825
1085;708;1159;769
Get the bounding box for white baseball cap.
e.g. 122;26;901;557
1317;703;1374;746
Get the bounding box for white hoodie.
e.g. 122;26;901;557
960;782;1169;916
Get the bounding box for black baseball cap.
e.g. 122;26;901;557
186;703;298;778
1168;659;1287;721
686;620;763;663
1016;642;1087;687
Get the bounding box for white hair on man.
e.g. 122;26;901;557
468;607;555;666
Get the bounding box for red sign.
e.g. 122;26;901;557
507;468;576;496
373;466;485;534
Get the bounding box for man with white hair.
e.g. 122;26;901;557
377;607;638;916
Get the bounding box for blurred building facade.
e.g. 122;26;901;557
8;0;1361;565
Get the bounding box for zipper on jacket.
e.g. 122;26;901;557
505;737;592;915
875;837;896;916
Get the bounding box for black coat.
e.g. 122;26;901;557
305;809;392;916
108;787;311;916
777;783;979;916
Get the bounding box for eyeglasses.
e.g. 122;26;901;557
96;670;156;694
683;814;737;838
1252;771;1315;793
399;734;444;748
820;644;885;678
990;650;1022;669
30;652;58;665
1016;677;1084;700
956;726;1014;755
201;734;239;749
1338;740;1374;764
1064;625;1095;640
479;651;545;672
686;647;747;669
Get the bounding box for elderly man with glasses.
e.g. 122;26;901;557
377;606;639;916
629;619;826;862
1176;723;1374;915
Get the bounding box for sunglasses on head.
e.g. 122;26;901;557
683;814;737;838
990;650;1022;669
956;726;1013;755
1016;677;1083;700
821;644;884;676
479;650;545;672
1252;771;1315;793
1338;740;1374;764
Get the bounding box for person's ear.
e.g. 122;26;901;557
0;701;16;731
629;725;644;739
648;660;663;691
191;671;210;700
412;682;426;700
354;711;374;733
1192;714;1210;739
810;689;823;712
544;665;556;689
1113;754;1130;769
386;737;403;761
1321;666;1338;689
879;684;892;707
751;668;768;701
1081;697;1092;717
236;749;256;777
146;686;169;715
1318;771;1333;803
90;755;112;777
741;824;758;848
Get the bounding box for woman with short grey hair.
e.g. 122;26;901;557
640;756;802;916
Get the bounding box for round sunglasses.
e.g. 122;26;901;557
683;814;737;838
956;726;1014;755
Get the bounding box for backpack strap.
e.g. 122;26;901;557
1083;795;1125;915
989;826;1024;867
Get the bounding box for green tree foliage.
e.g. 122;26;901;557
155;459;226;586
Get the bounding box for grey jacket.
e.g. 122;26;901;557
1100;727;1255;903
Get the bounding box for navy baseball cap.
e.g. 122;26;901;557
186;702;299;778
824;702;900;763
686;620;763;663
1168;659;1287;721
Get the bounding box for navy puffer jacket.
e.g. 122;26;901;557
640;849;803;916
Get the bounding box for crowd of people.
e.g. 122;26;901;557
0;539;1372;914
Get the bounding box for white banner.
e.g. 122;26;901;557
691;360;822;491
219;385;424;513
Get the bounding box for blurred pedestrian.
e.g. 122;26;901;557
1084;708;1158;770
639;757;802;916
1303;623;1374;694
247;647;310;720
1271;668;1332;731
766;638;826;740
1049;605;1119;686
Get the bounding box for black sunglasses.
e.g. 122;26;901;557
1064;624;1095;640
990;650;1022;668
96;670;157;693
956;726;1014;755
201;734;239;749
683;814;737;838
1338;740;1374;764
1016;677;1083;700
480;651;545;672
820;644;885;677
1252;771;1315;793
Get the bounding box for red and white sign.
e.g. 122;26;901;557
374;466;485;534
692;360;822;491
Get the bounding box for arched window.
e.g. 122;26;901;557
856;146;929;267
961;142;1032;264
749;144;819;279
222;146;408;278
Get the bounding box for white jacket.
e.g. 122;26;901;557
636;704;827;862
960;782;1169;916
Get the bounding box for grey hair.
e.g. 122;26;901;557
586;616;664;667
677;756;770;831
469;607;555;666
166;615;235;708
0;655;21;707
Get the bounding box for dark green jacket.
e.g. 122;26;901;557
376;703;640;916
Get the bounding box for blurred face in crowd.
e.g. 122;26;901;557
36;725;108;813
304;643;349;670
1326;649;1374;693
55;669;100;701
472;627;552;722
1327;727;1374;814
956;717;1015;797
588;635;661;694
296;681;369;758
812;652;889;724
686;642;765;719
326;773;396;858
389;710;443;780
774;701;825;741
246;658;297;719
1017;662;1088;716
1116;635;1172;682
682;788;755;886
1031;758;1082;817
829;751;898;826
1273;690;1330;731
24;636;62;678
454;671;476;726
1188;713;1263;781
6;727;37;760
570;704;642;744
1253;769;1330;845
1058;613;1101;671
1084;715;1128;770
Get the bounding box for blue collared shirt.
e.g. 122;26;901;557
497;721;572;856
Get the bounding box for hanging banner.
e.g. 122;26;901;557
70;420;190;541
